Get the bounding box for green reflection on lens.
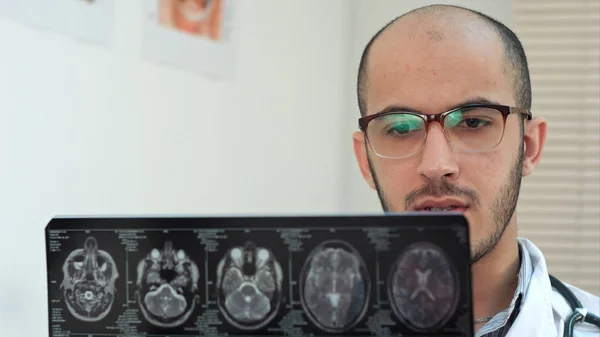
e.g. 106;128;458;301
445;110;464;127
384;114;423;134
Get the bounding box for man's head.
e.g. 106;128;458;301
352;5;547;264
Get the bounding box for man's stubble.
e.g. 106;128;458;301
367;140;524;264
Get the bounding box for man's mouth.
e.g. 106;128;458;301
421;206;462;212
412;198;469;213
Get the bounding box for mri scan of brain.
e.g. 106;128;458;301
387;242;460;332
216;241;283;330
136;241;200;328
299;240;370;333
60;236;119;322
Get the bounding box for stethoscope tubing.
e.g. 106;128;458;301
549;274;600;337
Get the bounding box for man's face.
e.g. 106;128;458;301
353;16;526;263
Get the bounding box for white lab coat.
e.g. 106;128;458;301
503;238;600;337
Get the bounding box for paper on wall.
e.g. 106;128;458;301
38;0;115;47
0;0;44;28
0;0;114;47
141;0;238;79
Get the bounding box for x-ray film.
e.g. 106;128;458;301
45;214;473;336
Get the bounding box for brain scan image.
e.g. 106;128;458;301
216;241;284;330
136;241;200;328
60;236;119;322
299;240;370;333
387;242;459;332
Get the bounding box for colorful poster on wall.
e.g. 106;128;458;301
37;0;115;46
141;0;238;79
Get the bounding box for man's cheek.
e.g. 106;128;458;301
389;167;419;186
380;174;413;208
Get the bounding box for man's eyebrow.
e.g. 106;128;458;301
375;97;502;115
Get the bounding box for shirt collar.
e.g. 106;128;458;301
474;238;533;337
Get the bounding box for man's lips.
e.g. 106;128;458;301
411;198;469;212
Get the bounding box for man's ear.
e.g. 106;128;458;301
522;117;547;177
353;131;377;189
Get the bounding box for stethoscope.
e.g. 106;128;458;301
549;274;600;337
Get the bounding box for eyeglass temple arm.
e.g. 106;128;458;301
510;107;533;120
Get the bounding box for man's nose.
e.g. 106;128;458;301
416;123;459;181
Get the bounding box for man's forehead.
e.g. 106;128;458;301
364;12;509;114
368;9;502;70
376;6;495;41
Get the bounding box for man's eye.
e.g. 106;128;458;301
458;118;491;129
389;124;410;134
386;122;421;135
446;108;497;129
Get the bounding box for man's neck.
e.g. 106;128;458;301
471;223;521;331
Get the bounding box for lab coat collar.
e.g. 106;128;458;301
505;238;558;337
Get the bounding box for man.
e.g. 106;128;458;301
352;4;599;337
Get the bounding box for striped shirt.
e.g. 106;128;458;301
476;238;533;337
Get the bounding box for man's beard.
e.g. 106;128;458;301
368;143;524;264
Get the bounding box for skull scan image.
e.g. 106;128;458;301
387;242;459;332
299;240;370;333
60;236;119;322
216;242;283;330
136;241;200;328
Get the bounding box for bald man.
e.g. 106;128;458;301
352;5;599;337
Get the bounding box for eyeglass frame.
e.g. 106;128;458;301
357;103;533;158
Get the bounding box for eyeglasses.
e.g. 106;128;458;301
358;103;532;159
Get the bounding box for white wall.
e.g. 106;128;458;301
0;1;350;335
340;0;514;213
